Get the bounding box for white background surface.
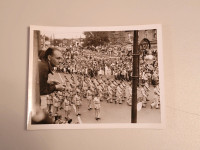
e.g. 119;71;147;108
0;0;200;150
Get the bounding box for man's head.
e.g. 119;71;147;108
44;47;63;67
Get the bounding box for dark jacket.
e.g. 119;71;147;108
38;60;56;95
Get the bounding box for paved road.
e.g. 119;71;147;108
40;72;161;124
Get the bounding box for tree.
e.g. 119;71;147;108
45;36;50;41
83;31;110;47
53;39;63;46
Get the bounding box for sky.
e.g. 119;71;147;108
40;31;85;39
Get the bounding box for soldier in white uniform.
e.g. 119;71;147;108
97;83;103;101
82;80;88;98
144;81;150;101
110;81;117;103
86;87;93;110
74;92;81;116
93;93;101;120
107;83;113;103
140;84;148;108
46;94;53;115
126;82;132;106
102;84;108;102
53;93;60;115
116;83;122;104
64;98;72;122
151;84;160;109
58;91;64;110
152;70;159;86
120;83;126;102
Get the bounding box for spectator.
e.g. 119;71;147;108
39;47;65;95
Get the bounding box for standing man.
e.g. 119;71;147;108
39;47;65;95
32;47;65;124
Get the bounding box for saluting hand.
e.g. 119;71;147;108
48;79;60;85
55;84;65;91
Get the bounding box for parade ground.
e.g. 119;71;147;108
41;72;161;124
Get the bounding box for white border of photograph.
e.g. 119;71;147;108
27;24;165;130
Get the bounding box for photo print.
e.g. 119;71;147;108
27;25;164;129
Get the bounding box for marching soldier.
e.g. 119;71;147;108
126;82;132;106
152;70;159;85
120;83;126;102
140;84;148;108
151;84;160;109
64;98;72;123
46;94;53;115
116;83;122;104
102;84;108;102
97;83;103;101
107;83;113;103
58;91;64;110
144;80;150;102
86;87;93;110
93;93;101;120
53;93;60;116
110;81;117;103
74;92;82;116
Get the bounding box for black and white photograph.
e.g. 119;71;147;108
27;25;164;129
3;0;200;149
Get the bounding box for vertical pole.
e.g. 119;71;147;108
32;30;41;109
131;30;139;123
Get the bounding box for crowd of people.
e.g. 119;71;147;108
57;46;134;82
56;45;159;85
35;44;160;124
45;74;133;124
